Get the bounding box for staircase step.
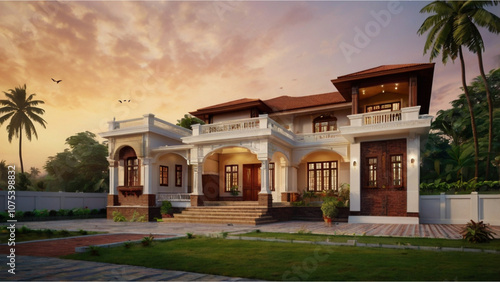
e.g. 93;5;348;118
204;201;260;206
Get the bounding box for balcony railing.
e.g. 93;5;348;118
363;110;402;125
201;118;260;134
106;114;191;137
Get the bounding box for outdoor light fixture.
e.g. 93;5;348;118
353;161;357;167
411;158;415;164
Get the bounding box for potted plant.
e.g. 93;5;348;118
321;197;339;223
230;185;240;196
160;201;173;218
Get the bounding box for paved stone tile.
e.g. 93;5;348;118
0;256;244;281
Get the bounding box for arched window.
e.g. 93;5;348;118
119;146;140;187
313;115;337;133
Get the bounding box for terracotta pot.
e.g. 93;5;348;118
323;217;332;223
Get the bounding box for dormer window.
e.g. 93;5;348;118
313;115;337;133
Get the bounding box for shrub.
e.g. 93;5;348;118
112;211;127;222
18;226;31;234
461;220;496;243
321;197;339;219
90;209;99;215
57;209;70;216
186;232;194;239
78;229;88;235
34;209;49;217
49;210;58;217
15;211;24;219
130;211;146;222
160;201;173;215
123;241;133;249
141;234;154;247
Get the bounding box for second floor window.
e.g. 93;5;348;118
313;115;337;133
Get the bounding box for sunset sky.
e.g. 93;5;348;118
1;1;499;172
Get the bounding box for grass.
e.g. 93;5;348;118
239;231;500;251
0;225;102;243
64;237;500;281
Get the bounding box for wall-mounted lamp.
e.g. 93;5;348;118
411;158;415;164
353;161;357;167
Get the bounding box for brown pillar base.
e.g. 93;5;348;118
107;195;119;206
258;193;272;208
190;195;204;207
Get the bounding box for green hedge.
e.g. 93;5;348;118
0;207;106;222
420;180;500;194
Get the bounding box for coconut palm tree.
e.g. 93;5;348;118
0;85;47;173
418;1;480;179
453;0;500;179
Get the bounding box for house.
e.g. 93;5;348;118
100;63;435;224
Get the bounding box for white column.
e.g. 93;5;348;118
260;159;270;194
192;163;204;195
288;165;298;192
142;157;153;194
350;142;361;212
407;136;420;214
108;159;118;195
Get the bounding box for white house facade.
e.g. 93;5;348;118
100;63;435;224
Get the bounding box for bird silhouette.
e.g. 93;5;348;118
51;78;62;84
119;99;131;103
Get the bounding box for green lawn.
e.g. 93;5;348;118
0;226;102;243
64;237;500;281
239;231;500;251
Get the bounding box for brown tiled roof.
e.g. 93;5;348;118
195;98;260;111
263;92;346;112
336;63;434;80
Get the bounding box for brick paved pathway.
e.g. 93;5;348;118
0;234;175;257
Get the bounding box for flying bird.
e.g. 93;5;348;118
119;99;131;103
51;78;62;84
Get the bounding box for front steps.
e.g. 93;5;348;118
162;203;277;225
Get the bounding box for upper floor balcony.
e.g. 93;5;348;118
184;114;345;146
339;106;432;142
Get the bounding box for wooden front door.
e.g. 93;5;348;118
243;164;261;201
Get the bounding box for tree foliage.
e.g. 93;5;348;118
176;114;205;130
421;69;500;186
44;131;108;192
0;84;47;173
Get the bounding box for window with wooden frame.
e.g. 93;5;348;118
125;157;140;186
367;157;378;187
175;165;182;187
225;165;238;192
313;115;337;133
159;165;168;186
390;155;403;187
307;161;338;192
269;162;275;191
365;101;401;113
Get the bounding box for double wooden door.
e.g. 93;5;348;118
243;164;261;201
